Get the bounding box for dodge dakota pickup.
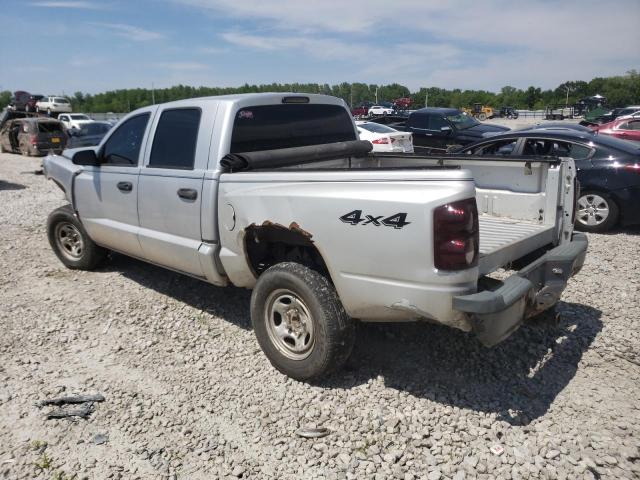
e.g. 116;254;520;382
43;93;588;380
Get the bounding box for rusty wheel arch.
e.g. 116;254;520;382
243;221;331;280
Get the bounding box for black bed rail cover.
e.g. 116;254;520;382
220;140;373;172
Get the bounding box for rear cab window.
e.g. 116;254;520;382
38;122;63;133
230;104;355;153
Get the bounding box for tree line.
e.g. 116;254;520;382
2;70;638;113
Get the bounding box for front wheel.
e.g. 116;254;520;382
251;263;355;380
575;191;619;233
47;205;107;269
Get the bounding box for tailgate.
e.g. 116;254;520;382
369;154;578;273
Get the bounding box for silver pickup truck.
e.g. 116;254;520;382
43;93;587;380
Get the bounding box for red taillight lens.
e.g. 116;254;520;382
623;164;640;173
433;198;479;270
372;138;390;144
30;135;38;145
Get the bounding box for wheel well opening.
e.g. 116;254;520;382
244;223;330;279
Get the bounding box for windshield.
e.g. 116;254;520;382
231;103;356;153
358;122;398;134
70;114;89;120
446;113;479;130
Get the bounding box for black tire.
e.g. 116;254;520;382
47;205;107;270
574;190;619;233
251;262;355;380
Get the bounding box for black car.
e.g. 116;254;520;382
373;107;510;151
66;122;112;148
455;128;640;232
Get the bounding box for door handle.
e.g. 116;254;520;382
177;188;198;200
117;181;133;192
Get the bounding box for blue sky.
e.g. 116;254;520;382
0;0;638;95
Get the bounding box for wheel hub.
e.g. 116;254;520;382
265;290;315;360
55;222;84;260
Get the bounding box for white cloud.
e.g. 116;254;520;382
178;0;640;89
89;22;164;41
31;1;103;9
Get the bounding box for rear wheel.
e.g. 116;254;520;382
251;262;355;380
478;113;487;121
575;191;619;233
47;205;107;270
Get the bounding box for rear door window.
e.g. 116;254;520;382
149;108;201;169
523;138;592;159
230;104;355;153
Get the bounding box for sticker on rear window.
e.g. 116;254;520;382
238;110;253;120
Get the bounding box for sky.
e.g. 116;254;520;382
0;0;638;95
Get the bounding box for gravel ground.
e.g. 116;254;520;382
1;152;639;480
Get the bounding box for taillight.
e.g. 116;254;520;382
372;138;390;144
623;164;640;173
30;135;38;145
433;198;479;270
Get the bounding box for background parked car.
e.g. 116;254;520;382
9;91;30;111
66;121;112;148
455;128;640;232
581;106;640;126
376;107;509;151
58;113;93;131
592;117;640;142
36;96;72;115
355;121;414;153
368;105;394;116
0;118;66;156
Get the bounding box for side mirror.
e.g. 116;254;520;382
441;126;452;134
72;149;101;166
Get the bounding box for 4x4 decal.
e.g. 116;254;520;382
339;210;410;229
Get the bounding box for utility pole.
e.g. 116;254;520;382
375;86;378;104
425;89;429;108
564;85;571;107
152;82;155;105
350;85;353;108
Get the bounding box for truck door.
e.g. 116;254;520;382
425;114;453;150
137;106;208;277
73;111;153;257
406;112;433;149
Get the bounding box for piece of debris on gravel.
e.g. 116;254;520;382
1;153;639;479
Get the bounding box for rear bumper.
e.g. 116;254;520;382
453;233;588;347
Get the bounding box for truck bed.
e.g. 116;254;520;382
478;215;555;274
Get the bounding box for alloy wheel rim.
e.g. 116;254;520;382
55;222;84;260
265;289;315;360
577;194;609;227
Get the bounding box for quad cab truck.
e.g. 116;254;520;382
43;93;588;380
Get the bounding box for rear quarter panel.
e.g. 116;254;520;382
218;170;479;327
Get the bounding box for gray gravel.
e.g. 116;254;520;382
1;152;639;480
